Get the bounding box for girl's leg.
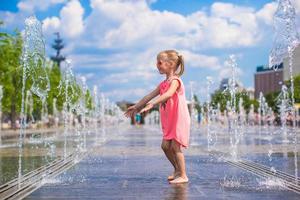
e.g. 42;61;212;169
161;139;179;179
169;140;188;184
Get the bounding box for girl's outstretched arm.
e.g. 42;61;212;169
140;80;179;113
124;86;160;117
135;86;160;110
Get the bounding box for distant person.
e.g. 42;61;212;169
197;112;201;124
135;113;141;124
125;50;190;184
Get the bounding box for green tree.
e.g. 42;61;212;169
265;91;280;113
0;25;23;128
193;94;201;114
0;21;90;128
263;74;300;114
285;74;300;103
46;61;63;115
85;89;93;111
210;89;258;113
210;90;230;112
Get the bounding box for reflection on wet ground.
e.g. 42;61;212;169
23;125;299;199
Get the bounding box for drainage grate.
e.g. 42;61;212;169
0;152;87;200
225;159;300;194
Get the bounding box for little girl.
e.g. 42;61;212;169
125;50;190;184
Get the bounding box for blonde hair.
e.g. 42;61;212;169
157;50;185;76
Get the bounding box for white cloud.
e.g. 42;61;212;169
81;1;274;51
180;50;221;69
69;52;147;70
84;0;192;49
42;16;60;30
68;48;221;75
256;2;277;25
17;0;66;13
60;0;84;37
218;58;243;84
0;11;25;29
42;0;84;38
218;67;243;82
101;71;158;85
104;88;150;102
201;2;260;48
78;73;95;80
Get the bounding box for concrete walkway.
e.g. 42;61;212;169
26;126;299;199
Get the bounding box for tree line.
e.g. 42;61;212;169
0;22;93;129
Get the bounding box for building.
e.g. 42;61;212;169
246;87;255;99
254;64;283;99
254;45;300;99
219;78;230;91
219;78;243;92
283;45;300;81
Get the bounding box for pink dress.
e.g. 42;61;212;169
159;76;191;148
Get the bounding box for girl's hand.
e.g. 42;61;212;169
140;103;153;114
124;105;138;118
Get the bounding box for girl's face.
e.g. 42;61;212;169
156;55;171;74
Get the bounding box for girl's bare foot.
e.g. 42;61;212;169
167;171;179;180
169;176;189;184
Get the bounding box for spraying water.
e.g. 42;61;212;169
25;90;35;127
277;85;292;143
53;98;59;127
58;59;76;159
79;76;88;151
225;55;240;161
206;76;213;150
248;104;255;126
0;85;2;145
269;0;300;127
269;2;299;181
19;15;50;187
93;85;100;142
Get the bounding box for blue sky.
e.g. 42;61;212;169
1;0;300;103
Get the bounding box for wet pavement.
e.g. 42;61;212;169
25;125;300;199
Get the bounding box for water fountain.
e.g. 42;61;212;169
78;76;88;151
216;103;220;124
247;104;255;126
93;85;100;142
189;81;198;129
269;0;300;182
225;55;240;161
259;92;266;127
206;76;213;150
100;94;107;143
18;15;50;187
53;98;59;127
238;98;246;127
25;90;35;128
269;1;300;124
0;85;2;145
0;13;134;199
58;59;77;158
277;85;291;142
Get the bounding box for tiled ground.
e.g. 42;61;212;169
26;126;300;199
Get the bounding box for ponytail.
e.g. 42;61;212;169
176;55;185;76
